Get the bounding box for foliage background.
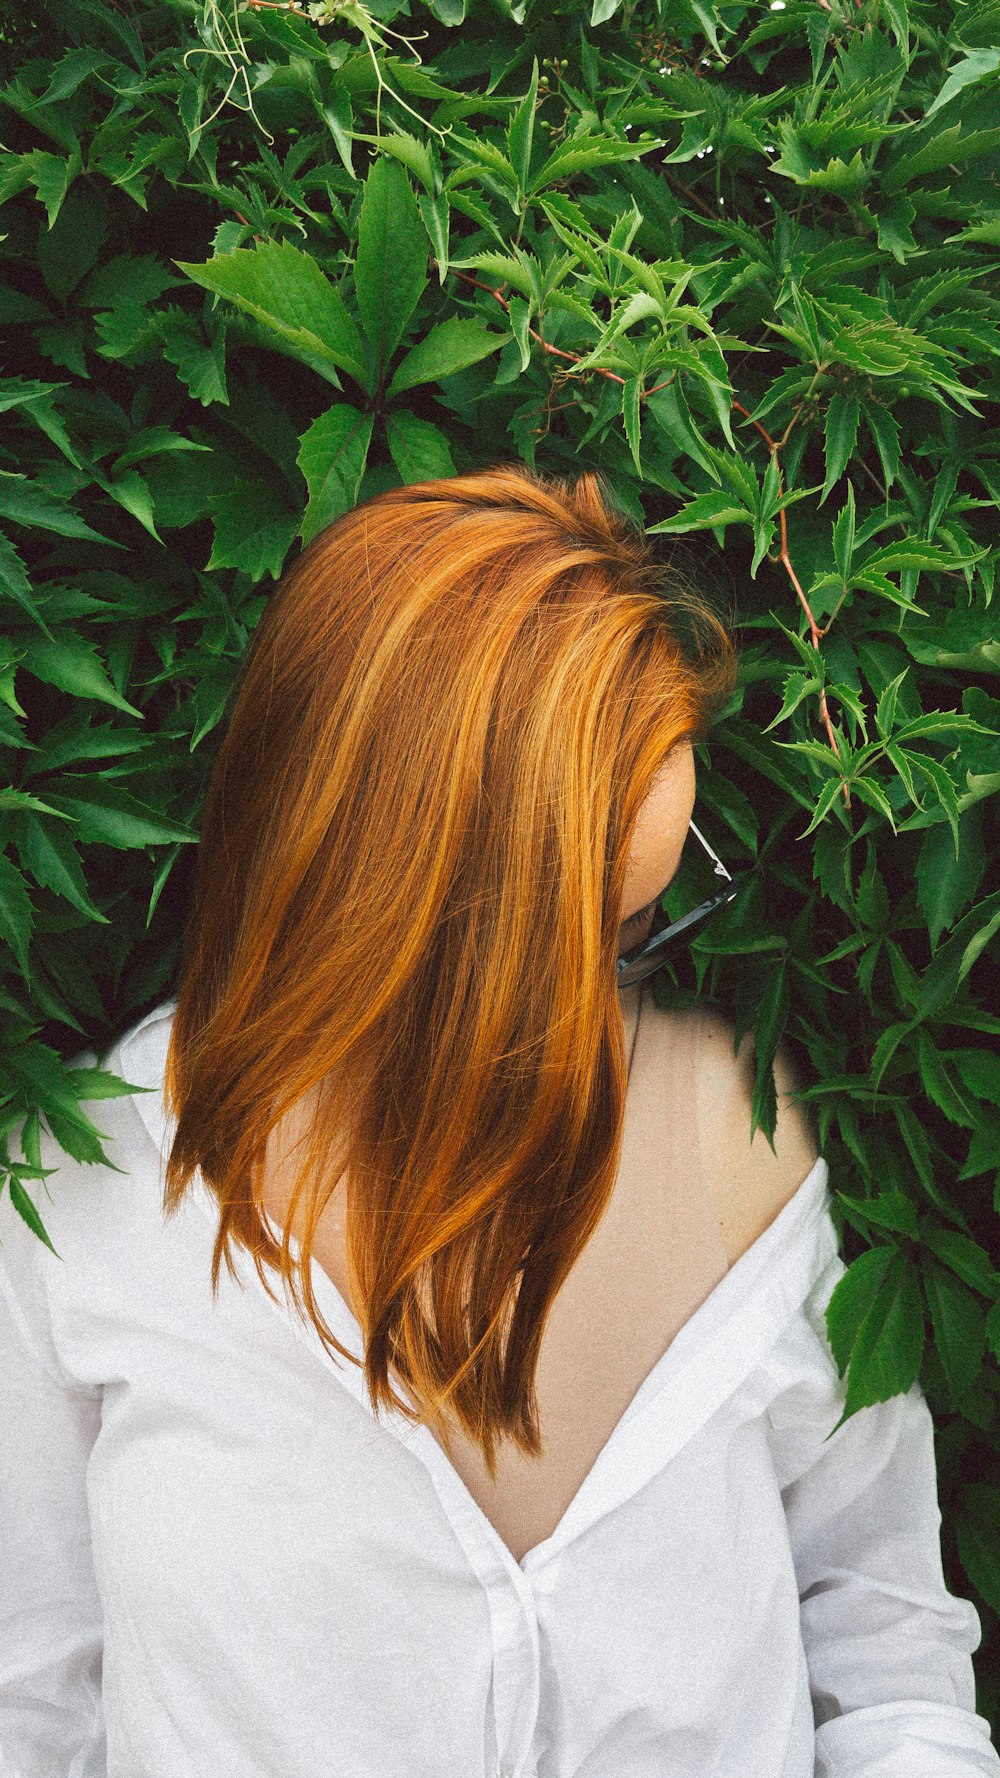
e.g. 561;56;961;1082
2;0;999;1728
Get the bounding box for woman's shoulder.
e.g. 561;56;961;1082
655;999;820;1267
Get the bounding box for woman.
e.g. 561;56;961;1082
1;463;996;1778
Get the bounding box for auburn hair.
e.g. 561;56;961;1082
161;462;738;1479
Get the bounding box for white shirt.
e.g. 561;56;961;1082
1;997;997;1778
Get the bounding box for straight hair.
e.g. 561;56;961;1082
161;462;739;1479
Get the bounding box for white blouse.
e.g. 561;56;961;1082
1;997;997;1778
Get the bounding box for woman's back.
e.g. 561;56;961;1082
258;981;814;1566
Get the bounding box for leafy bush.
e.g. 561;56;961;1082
2;0;999;1723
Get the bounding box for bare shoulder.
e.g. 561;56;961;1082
691;1007;820;1266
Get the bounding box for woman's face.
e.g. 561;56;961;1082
618;743;696;954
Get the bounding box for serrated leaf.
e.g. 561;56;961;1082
385;317;505;399
36;777;199;850
175;241;368;388
956;1507;1000;1616
354;155;427;383
0;849;34;975
7;1177;59;1254
874;669;908;740
835;1189;917;1235
869;1018;915;1093
206;483;299;583
949;1049;1000;1110
763;672;822;733
647;492;751;535
915;807;985;947
530;131;664;194
820;393;860;501
622;374;642;476
924;1260;986;1409
825;1243;895;1373
924;48;1000;121
507;56;539;194
0;473;115;545
0;530;50;632
295;404;373;547
922;1227;1000;1299
156;308;229;406
24;633;143;719
840;1249;924;1417
831;480;856;579
11;814;107;923
916;1028;977;1127
385;410;455;484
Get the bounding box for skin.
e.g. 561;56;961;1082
616;740;819;1256
614;740;692;1090
617;742;696;951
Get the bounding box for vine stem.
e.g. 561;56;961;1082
730;398;848;801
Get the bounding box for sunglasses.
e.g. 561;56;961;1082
616;818;743;989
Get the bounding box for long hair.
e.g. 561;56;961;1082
161;462;738;1479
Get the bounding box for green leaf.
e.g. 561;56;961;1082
351;129;436;196
0;850;34;975
507;56;539;195
23;633;143;718
949;1049;1000;1110
855;847;888;929
923;1260;986;1409
11;815;107;923
960;1110;1000;1183
647;492;751;535
0;530;51;633
917;891;1000;1017
174;241;368;388
385;317;505;399
354;155;427;384
826;1243;895;1373
622;374;642;476
0;148;80;227
916;1029;977;1128
385;410;456;484
156;308;229;406
820;393;860;502
0;473;115;545
924;48;1000;121
921;1227;1000;1299
206;483;299;583
763;672;822;734
839;1249;925;1420
851;775;897;826
103;470;163;541
7;1177;59;1255
831;480;856;580
530;131;665;194
874;669;908;741
835;1189;917;1235
915;805;985;947
295;405;374;547
894;1099;939;1202
956;1496;1000;1617
37;777;200;850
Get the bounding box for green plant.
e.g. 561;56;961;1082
1;0;999;1724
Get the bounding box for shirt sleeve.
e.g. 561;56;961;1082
771;1248;1000;1777
0;1156;106;1777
